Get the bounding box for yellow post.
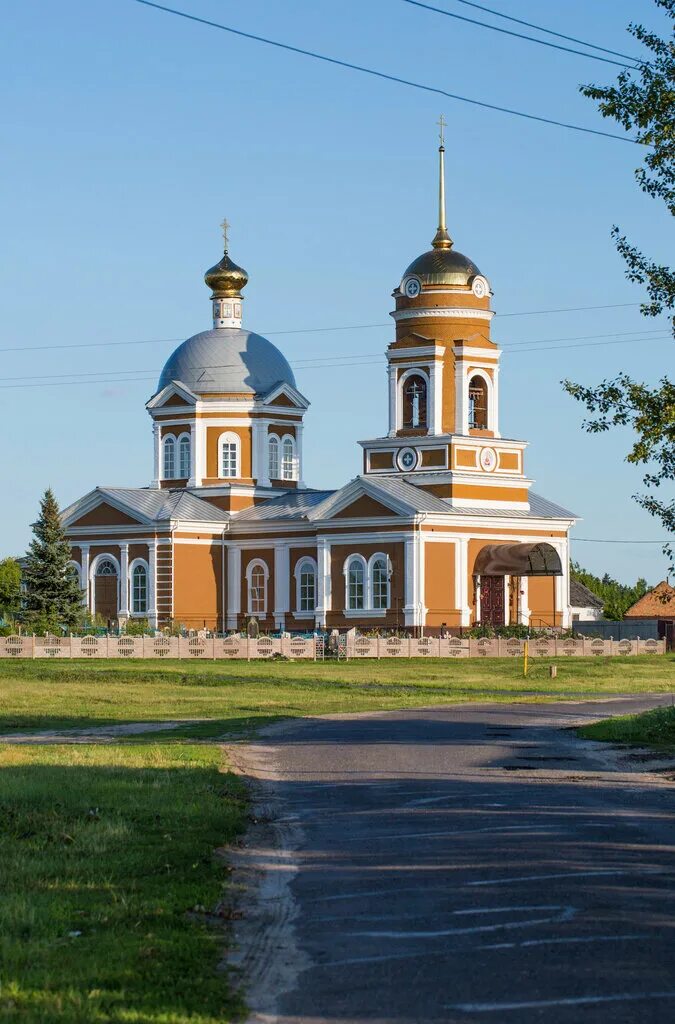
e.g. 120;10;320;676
523;639;529;678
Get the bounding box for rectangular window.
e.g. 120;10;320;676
222;443;238;478
300;571;315;612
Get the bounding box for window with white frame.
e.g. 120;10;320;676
296;559;317;613
281;435;295;481
268;434;280;479
346;556;365;610
247;559;268;615
178;434;191;478
468;374;489;430
401;371;429;430
163;435;176;479
132;563;148;614
219;432;240;478
371;555;390;610
96;558;118;577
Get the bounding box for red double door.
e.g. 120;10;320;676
480;575;505;626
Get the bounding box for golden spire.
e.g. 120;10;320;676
432;114;453;250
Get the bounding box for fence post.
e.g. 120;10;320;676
32;634;36;660
377;635;381;660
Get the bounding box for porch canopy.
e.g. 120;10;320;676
473;542;562;577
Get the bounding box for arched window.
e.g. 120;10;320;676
296;558;317;613
345;556;366;610
282;435;295;481
268;434;280;480
246;559;268;615
163;435;176;479
66;561;81;587
468;375;489;430
370;555;390;610
131;563;148;614
219;432;240;478
178;434;191;479
96;558;117;577
402;372;428;429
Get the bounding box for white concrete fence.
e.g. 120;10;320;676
0;634;666;659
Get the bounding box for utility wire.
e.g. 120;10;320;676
0;333;669;390
402;0;636;68
449;0;639;63
0;302;648;356
573;538;671;544
133;0;638;143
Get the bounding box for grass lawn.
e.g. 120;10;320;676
0;740;247;1023
1;655;672;1020
0;655;673;736
578;702;675;751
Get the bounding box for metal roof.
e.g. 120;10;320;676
570;579;604;609
234;490;335;522
95;488;229;524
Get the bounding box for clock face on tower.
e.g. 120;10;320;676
397;447;418;472
403;277;421;298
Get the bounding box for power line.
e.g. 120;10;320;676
0;302;648;356
402;0;636;68
0;332;669;390
573;538;671;544
449;0;639;63
133;0;638;143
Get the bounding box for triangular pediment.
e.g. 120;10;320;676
146;381;198;411
261;381;310;410
333;495;401;519
69;502;145;528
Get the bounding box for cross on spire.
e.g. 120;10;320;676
220;217;230;251
437;113;447;149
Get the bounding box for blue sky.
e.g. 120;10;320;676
1;0;672;583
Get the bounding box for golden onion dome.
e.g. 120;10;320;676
204;250;249;299
403;247;482;287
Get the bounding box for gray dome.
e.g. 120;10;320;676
157;328;296;397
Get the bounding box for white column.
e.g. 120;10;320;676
227;546;241;629
455;360;467;434
80;544;91;610
274;545;290;630
492;364;501;438
148;541;158;628
403;534;417;627
119;543;129;618
151;421;161;488
456;538;471;626
518;576;530;626
254;419;271;488
433;358;444;434
315;538;331;627
387;364;398;436
296;421;305;488
554;539;569;628
415;531;426;627
189;419;205;488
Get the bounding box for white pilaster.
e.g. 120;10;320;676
403;534;417;626
415;531;426;627
456;538;471;626
296;421;305;488
273;545;290;630
518;576;530;626
315;538;331;627
492;364;501;438
455;360;468;434
189;419;205;488
387;364;398;436
253;419;270;487
227;546;241;629
432;358;444;434
119;543;129;617
148;541;158;629
151;421;161;488
80;544;91;610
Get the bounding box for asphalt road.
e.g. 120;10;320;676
232;697;675;1024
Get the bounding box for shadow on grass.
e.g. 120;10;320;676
0;744;248;1023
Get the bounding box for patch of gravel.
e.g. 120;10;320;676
0;720;212;744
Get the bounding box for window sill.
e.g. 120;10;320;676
292;611;315;620
343;608;388;618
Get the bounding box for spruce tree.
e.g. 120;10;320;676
23;488;82;628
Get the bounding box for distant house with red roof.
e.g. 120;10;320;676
624;580;675;620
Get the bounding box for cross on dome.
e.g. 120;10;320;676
220;217;230;252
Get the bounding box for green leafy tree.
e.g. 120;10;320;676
563;0;674;562
23;488;82;628
571;561;649;620
0;558;22;620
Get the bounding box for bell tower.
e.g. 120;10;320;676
360;122;531;511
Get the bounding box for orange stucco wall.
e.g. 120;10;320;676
173;541;222;629
424;542;459;627
205;426;252;481
327;541;404;628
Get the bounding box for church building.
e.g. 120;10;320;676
63;132;577;633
